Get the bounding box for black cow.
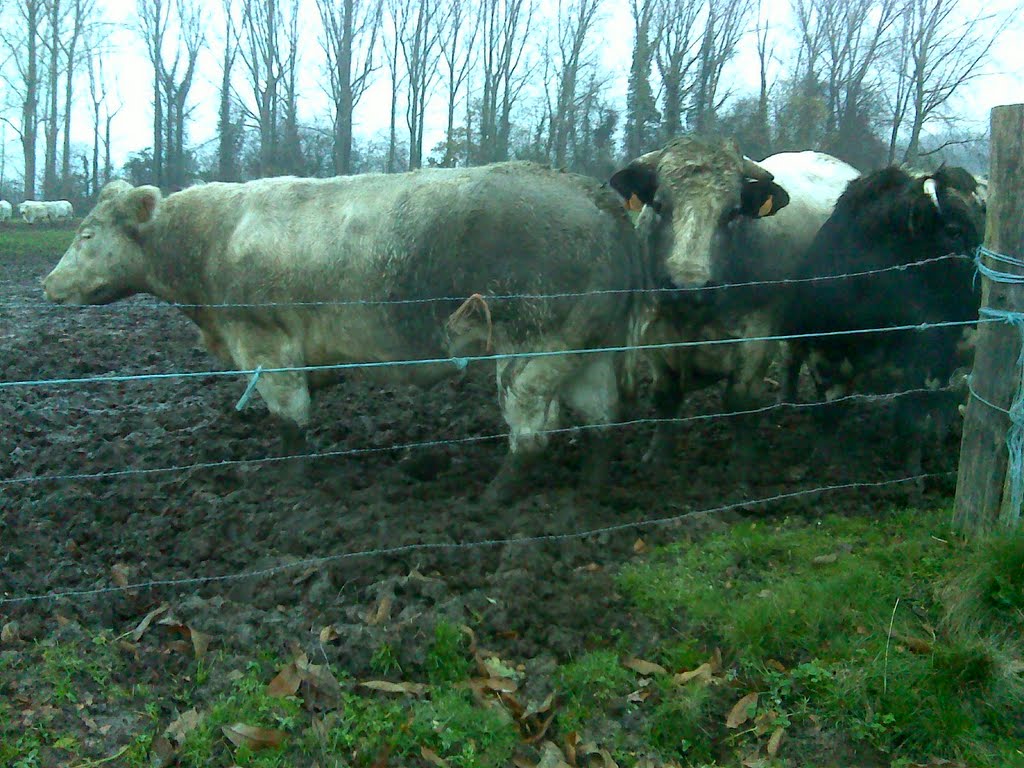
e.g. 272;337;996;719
779;165;985;481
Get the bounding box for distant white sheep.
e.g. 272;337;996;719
0;200;12;222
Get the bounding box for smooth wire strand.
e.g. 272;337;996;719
2;253;971;310
0;472;951;607
0;387;947;487
0;318;986;391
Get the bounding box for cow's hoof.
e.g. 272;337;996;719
481;455;536;505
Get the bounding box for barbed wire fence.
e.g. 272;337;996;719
0;248;983;610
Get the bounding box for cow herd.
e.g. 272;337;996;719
40;137;986;500
0;199;75;224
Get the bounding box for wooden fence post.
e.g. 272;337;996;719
954;103;1024;534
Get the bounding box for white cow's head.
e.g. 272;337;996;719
610;137;790;289
43;181;162;305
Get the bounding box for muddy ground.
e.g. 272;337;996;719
0;228;961;762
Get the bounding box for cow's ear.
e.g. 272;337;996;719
610;162;659;211
123;186;162;225
99;179;133;203
740;179;790;218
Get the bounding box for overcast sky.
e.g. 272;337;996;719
1;0;1022;181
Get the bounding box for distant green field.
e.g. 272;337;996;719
0;224;76;260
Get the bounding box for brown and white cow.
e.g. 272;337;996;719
43;165;647;500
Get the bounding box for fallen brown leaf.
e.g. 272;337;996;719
421;746;450;767
359;680;428;696
577;741;619;768
149;735;177;768
536;740;572;768
365;596;392;626
673;662;713;685
189;628;211;658
267;660;303;698
221;723;286;751
318;625;341;644
767;727;785;756
622;657;667;676
632;538;650;554
130;603;169;642
165;708;203;745
1;622;21;644
726;692;759;729
111;563;131;587
765;658;786;673
899;636;933;654
477;676;518;693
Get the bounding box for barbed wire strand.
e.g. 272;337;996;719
0;387;949;487
0;318;985;391
1;254;970;311
0;472;949;607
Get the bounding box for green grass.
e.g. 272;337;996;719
0;224;76;259
615;508;1024;766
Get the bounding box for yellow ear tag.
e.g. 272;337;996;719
627;193;645;212
758;195;774;217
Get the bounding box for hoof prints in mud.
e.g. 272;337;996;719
1;243;958;673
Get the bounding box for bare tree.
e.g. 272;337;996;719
624;0;659;158
382;0;405;171
163;0;203;187
791;0;900;165
318;0;382;174
887;0;1013;164
42;0;70;197
688;0;754;135
137;0;170;185
216;0;241;180
397;0;442;170
0;0;44;199
85;24;116;197
476;0;534;163
549;0;603;168
436;0;479;166
59;0;94;196
653;0;701;140
238;0;300;175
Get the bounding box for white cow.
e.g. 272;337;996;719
19;200;52;224
43;168;648;500
49;200;74;220
0;201;12;222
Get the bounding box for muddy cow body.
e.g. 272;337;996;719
610;137;860;465
43;166;646;499
779;166;985;478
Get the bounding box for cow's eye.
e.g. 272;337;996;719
81;231;94;240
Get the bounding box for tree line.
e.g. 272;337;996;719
0;0;1015;208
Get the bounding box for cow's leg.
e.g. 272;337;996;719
723;339;775;487
227;333;312;462
779;341;804;404
562;355;620;489
644;353;684;465
485;356;568;503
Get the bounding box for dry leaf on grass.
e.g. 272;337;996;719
165;708;203;744
767;727;785;756
110;563;131;587
632;538;650;554
673;662;714;685
221;723;286;751
476;676;518;693
149;735;177;768
359;680;428;696
156;615;211;658
726;692;759;729
267;659;303;698
812;553;839;565
577;741;620;767
318;625;341;643
622;657;667;676
364;596;392;626
536;740;572;768
1;622;21;644
421;746;450;767
898;636;933;654
130;603;169;642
